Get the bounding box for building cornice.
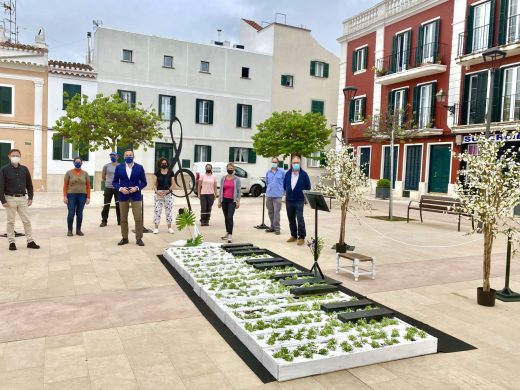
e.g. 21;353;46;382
48;60;97;79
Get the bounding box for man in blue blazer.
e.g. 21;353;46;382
283;154;311;245
112;149;147;246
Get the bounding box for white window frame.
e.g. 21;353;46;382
393;89;406;126
395;31;409;72
196;145;210;162
418;84;433;129
62;138;79;161
200;61;210;73
159;95;174;121
163;55;174;68
352;96;366;123
308;151;322;168
502;66;520;121
233;147;250;163
198;100;210;124
355;48;366;72
467;74;483;124
119;90;134;105
507;0;520;43
282;74;294;87
314;61;325;77
422;21;437;63
403;143;424;191
380;145;400;182
240;105;250;128
357;146;371;177
0;84;14;117
122;49;133;62
472;1;491;52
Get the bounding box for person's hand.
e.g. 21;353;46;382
86;198;90;205
128;187;135;194
63;197;68;204
1;203;8;208
121;188;130;195
218;201;222;208
27;199;32;207
236;202;240;209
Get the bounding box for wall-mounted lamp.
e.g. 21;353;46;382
435;89;456;115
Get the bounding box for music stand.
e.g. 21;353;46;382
254;193;269;229
303;191;330;279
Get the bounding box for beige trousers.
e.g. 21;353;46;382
5;196;33;244
119;200;143;240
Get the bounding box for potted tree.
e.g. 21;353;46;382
316;145;370;253
455;131;520;306
375;179;390;199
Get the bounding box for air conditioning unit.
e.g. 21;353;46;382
233;44;245;49
214;41;224;46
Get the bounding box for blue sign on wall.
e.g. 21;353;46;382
462;133;520;144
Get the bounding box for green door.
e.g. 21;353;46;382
428;145;451;193
383;146;398;189
0;142;11;167
155;143;174;165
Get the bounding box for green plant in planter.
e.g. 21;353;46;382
376;178;390;188
176;209;203;247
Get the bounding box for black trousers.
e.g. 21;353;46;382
221;198;236;235
286;200;306;239
101;187;120;223
200;194;215;224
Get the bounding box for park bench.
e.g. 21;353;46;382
407;195;474;232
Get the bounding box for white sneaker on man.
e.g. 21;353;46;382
221;234;228;240
153;228;159;234
168;228;174;234
227;234;232;243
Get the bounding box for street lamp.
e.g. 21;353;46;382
482;48;506;138
435;89;456;115
343;86;358;144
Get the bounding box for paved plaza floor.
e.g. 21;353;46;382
0;192;519;389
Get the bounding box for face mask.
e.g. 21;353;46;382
10;156;20;164
227;169;234;175
74;162;82;169
271;163;278;169
160;164;168;169
292;163;300;171
124;156;134;164
110;156;117;162
206;169;212;173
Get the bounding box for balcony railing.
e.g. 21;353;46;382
454;94;520;126
457;24;491;57
374;43;448;77
506;14;520;45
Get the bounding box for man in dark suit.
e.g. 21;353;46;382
113;149;147;246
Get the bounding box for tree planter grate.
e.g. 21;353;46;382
245;257;285;265
253;261;294;270
281;277;342;287
290;284;339;296
338;308;394;323
270;272;314;280
320;298;374;312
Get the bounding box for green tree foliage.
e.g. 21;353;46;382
252;111;331;158
53;93;162;153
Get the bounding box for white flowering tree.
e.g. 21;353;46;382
316;144;371;252
455;131;520;295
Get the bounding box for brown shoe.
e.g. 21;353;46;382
287;236;297;243
297;239;305;246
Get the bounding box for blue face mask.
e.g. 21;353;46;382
110;156;117;162
74;162;82;169
292;163;300;171
124;156;134;164
271;163;278;169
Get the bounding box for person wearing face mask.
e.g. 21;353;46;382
63;157;91;236
100;152;121;227
152;158;175;234
218;162;241;243
265;157;285;235
0;149;40;251
283;154;311;245
197;163;218;226
112;149;147;246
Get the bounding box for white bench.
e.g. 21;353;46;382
336;252;376;281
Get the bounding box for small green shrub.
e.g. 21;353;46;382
376;178;391;187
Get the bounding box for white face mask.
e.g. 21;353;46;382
10;156;20;164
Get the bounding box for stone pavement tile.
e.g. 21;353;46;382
118;269;152;289
167;349;220;379
181;371;232;390
18;288;48;301
86;354;136;386
190;326;233;354
43;376;91;390
278;377;327;389
45;332;83;349
83;328;125;358
119;332;165;356
90;376;138;390
313;370;371;389
0;338;45;371
207;350;263;389
370;378;418;390
117;323;157;340
348;364;398;386
131;362;187;390
0;366;44;390
44;345;88;384
74;282;102;295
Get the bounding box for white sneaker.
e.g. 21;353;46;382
153;228;159;234
227;235;232;243
168;228;174;234
221;234;228;240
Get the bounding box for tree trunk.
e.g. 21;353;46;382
339;202;348;245
483;223;494;292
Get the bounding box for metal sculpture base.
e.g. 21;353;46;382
496;288;520;302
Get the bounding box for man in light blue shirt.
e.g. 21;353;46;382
265;157;285;235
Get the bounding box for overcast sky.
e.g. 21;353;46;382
12;0;379;62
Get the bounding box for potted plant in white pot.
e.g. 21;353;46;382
455;131;520;306
316;145;370;253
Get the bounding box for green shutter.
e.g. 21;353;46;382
323;63;329;78
388;91;395;115
466;5;475;54
195;99;201;123
130;91;136;106
247;105;252;128
461;75;471;125
406;31;412;66
412;86;420;126
492;68;503;122
498;0;509;45
194;145;201;162
236;104;242;127
348;99;355;123
429;82;436;127
391;35;398;73
52;135;63;160
182;159;190;168
361;97;366;120
310;61;316;76
488;0;496;49
248;149;257;164
476;72;489;124
281;74;287;85
319;101;324;115
207;146;212;162
416;25;424;64
0;86;12;114
433;19;440;59
402;88;409;122
229;147;235;163
352;50;357;72
208;100;214;124
363;47;368;69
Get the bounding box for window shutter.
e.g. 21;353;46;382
310;61;316;76
130;91;136;106
319;101;324;115
319;152;327;167
236;104;242;127
247;105;252;128
281;75;287;85
0;86;12;114
412;86;420;126
194;145;200;162
171;96;176;120
492;68;503;122
311;100;317;113
406;31;412;66
208;100;214;124
229;147;235;163
195;99;201;123
391;35;398;73
361;97;366;120
498;0;510;45
363;47;368;69
488;0;496;49
461;75;471;125
433;19;440;60
476;72;489;124
429;83;436;127
466;6;475;54
416;25;424;65
349;99;355;123
207;146;212;162
388;91;395;115
248;149;257;164
352;51;357;72
63;84;81;110
323;63;329;78
402;88;409;122
52;135;63;160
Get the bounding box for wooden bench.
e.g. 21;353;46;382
336;252;376;281
407;195;474;232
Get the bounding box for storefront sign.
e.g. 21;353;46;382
463;133;520;144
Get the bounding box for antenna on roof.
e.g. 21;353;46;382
217;29;222;41
93;19;103;30
2;0;19;43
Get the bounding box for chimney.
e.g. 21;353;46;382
86;32;92;64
